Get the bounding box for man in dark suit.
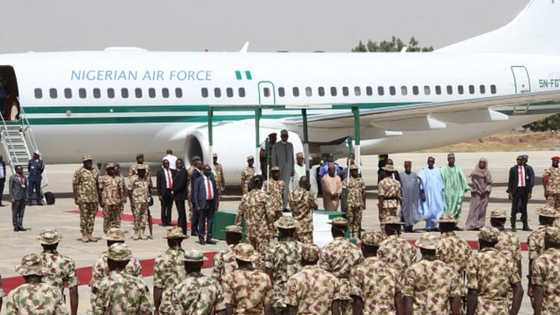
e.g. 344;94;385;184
0;155;6;206
192;164;218;245
156;159;175;226
507;155;534;231
173;158;189;235
188;156;202;236
10;165;27;231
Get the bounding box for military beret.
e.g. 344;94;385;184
274;216;298;229
107;243;132;261
82;154;93;161
271;166;280;171
301;243;320;263
164;226;188;239
225;225;243;234
552;156;560;161
415;233;440;250
382;216;404;225
38;229;61;245
479;226;500;243
437;214;457;224
538;206;560;218
15;253;44;276
233;243;259;262
490;209;507;219
184;249;207;262
361;231;385;246
104;227;127;241
329;217;349;227
545;226;560;243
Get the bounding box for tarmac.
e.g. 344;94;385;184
0;150;556;314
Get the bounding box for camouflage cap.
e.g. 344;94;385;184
437;214;457;223
136;164;147;170
82;154;93;161
490;209;507;219
15;253;44;276
382;216;404;225
271;166;280;171
274;216;298;229
104;227;126;241
38;229;61;245
361;231;385;246
301;243;321;263
382;164;395;172
328;217;349;227
184;249;207;262
104;162;116;170
538;206;560;218
479;226;500;243
164;226;188;239
350;164;359;170
225;225;243;234
415;233;440;250
233;243;259;262
545;226;560;243
107;243;132;261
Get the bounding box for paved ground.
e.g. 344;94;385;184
0;150;556;314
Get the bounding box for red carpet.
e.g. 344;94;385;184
66;209;184;226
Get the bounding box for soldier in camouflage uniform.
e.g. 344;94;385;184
236;175;276;254
288;176;318;243
402;233;462;315
265;166;286;215
466;227;523;315
286;243;342;315
378;216;417;275
153;227;187;314
128;153;152;178
72;154;99;242
98;163;126;234
213;153;226;193
114;163;127;226
490;209;522;275
240;155;256;195
213;225;243;313
532;226;560;315
37;229;78;315
162;250;222;314
378;164;402;225
343;165;366;238
223;243;273;315
319;217;364;315
543;156;560;211
91;243;153;314
128;164;152;240
263;216;303;313
352;231;402;315
5;253;67;314
90;227;142;295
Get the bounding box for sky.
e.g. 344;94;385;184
1;0;529;53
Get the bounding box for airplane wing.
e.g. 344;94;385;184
282;90;560;142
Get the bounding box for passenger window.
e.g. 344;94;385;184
469;85;475;94
107;88;115;98
389;86;396;96
120;88;128;99
330;87;337;96
175;88;183;98
354;86;361;96
80;88;88;99
305;87;312;97
490;84;497;94
34;88;43;99
342;86;349;96
93;88;101;99
480;85;486;94
162;88;170;98
135;88;142;98
292;87;300;97
64;88;72;99
214;88;221;98
424;86;431;95
201;88;209;98
458;85;464;95
278;87;285;97
49;88;57;99
226;87;234;97
435;86;442;95
318;87;325;96
413;86;419;95
446;85;453;95
263;87;271;97
378;86;385;96
238;88;246;97
148;88;156;98
366;86;373;96
400;86;407;96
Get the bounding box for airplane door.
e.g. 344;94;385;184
511;66;531;113
258;81;276;105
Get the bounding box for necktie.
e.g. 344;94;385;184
206;177;213;200
166;170;173;189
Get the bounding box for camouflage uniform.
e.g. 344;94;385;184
285;265;341;315
162;272;222;315
289;187;318;243
343;176;366;237
99;174;126;233
223;269;273;315
72;166;99;238
128;174;151;237
91;270;152;314
467;247;520;314
544;166;560;211
351;256;400;314
90;251;142;291
263;238;303;308
214;162;225;192
240;166;256;195
212;245;237;283
378;177;401;224
402;259;461;314
378;234;417;275
319;236;364;314
437;231;472;295
40;251;78;292
5;282;68;315
532;247;560;314
236;189;276;254
128;163;152;178
497;230;522;272
154;247;186;312
529;226;549;261
264;178;285;214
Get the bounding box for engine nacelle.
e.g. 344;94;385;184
184;121;303;186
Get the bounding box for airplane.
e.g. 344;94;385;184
0;0;558;183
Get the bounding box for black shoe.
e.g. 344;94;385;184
13;227;19;232
18;227;27;231
455;226;463;231
523;227;533;231
206;239;217;245
191;232;198;237
198;238;205;245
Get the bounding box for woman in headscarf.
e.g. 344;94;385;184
465;158;492;230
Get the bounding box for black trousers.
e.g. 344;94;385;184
198;206;215;240
0;178;5;204
12;199;25;228
511;187;529;228
160;191;174;225
191;207;200;236
175;198;187;234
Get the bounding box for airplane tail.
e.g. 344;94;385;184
438;0;560;55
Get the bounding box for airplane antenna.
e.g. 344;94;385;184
240;42;250;53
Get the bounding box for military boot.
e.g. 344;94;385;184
132;231;140;240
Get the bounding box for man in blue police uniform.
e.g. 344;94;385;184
27;151;45;205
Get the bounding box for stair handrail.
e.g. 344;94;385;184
18;106;39;154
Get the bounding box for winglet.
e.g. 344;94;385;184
240;42;250;53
